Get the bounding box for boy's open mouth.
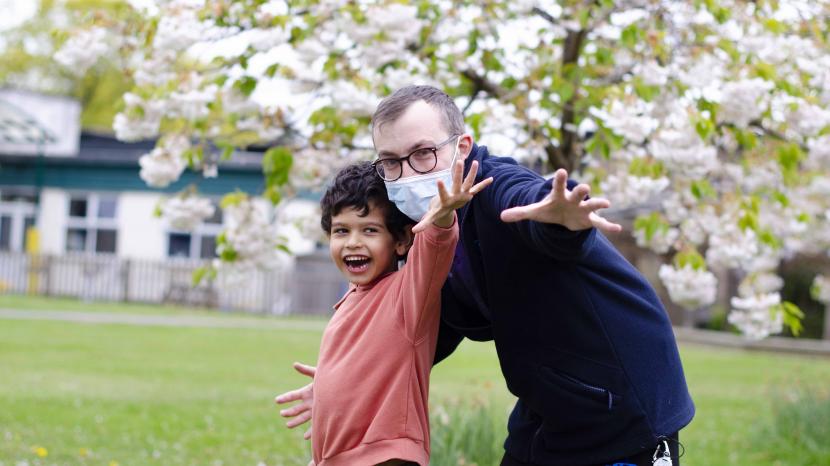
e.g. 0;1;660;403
343;255;371;273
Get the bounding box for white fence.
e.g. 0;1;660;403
0;252;346;315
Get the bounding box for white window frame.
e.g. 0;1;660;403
65;192;119;254
166;200;223;260
0;191;37;253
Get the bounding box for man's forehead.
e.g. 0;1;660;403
373;101;447;152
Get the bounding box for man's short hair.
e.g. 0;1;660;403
320;161;415;243
372;85;465;136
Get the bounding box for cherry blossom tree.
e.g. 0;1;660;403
51;0;830;339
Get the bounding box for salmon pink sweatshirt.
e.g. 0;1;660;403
311;219;458;466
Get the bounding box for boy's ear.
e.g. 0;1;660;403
395;225;414;256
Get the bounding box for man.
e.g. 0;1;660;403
277;85;694;466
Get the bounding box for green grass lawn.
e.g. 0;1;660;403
1;296;829;465
0;294;278;318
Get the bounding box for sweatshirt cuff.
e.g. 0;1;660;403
422;212;458;241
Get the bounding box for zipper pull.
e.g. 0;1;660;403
607;390;613;410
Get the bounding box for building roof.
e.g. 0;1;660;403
0;131;266;195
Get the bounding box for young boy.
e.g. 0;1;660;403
307;158;491;466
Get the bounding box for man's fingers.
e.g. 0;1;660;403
304;427;313;441
292;362;316;378
285;410;312;428
570;183;590;202
580;198;610;212
589;212;623;234
469;176;493;195
500;203;538;223
551;169;568;200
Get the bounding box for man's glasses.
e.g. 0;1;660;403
372;134;459;182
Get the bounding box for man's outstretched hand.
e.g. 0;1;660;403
274;362;316;440
499;168;622;234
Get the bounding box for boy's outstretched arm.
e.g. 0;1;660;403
274;362;315;439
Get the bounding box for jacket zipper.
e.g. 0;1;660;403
558;372;614;410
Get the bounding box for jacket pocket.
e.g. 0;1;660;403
538;366;622;411
531;364;624;434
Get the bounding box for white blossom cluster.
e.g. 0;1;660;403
813;275;830;305
114;93;167;142
138;136;189;188
216;198;284;272
162;195;215;232
716;79;773;128
728;292;783;340
589;100;657;144
658;264;718;311
634;226;679;255
53;26;116;75
705;223;760;270
648;112;718;179
599;174;669;209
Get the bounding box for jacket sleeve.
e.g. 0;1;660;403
399;214;459;343
433;318;465;365
477;157;597;261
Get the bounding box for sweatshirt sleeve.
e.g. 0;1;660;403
399;214;459;343
478;157;597;261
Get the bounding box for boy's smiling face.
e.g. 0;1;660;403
328;203;411;286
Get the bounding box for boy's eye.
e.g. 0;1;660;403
364;227;378;233
332;228;348;235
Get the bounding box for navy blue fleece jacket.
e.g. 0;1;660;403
435;145;694;466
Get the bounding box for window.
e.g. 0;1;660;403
0;190;37;252
0;215;10;251
166;200;221;259
65;194;119;254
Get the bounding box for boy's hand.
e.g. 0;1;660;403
412;159;493;233
275;362;316;440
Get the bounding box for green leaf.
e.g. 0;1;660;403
620;24;640;49
690;179;716;200
264;63;279;78
758;229;782;249
776;143;804;183
220;246;238;262
634;80;660;102
674;249;707;271
776;301;805;337
734;128;757;149
264;186;282;205
558;81;575;102
263;146;293;188
467;113;484;140
754;63;777;81
634;212;668;242
220;191;248;209
694;117;715;140
192;266;211;286
234;76;258;96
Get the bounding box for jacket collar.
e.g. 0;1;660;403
458;144;488;226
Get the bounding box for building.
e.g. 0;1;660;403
0;88;343;314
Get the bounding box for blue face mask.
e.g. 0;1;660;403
384;140;461;221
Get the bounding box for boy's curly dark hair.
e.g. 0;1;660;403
320;161;415;243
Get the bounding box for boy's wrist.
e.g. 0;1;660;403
433;210;455;228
